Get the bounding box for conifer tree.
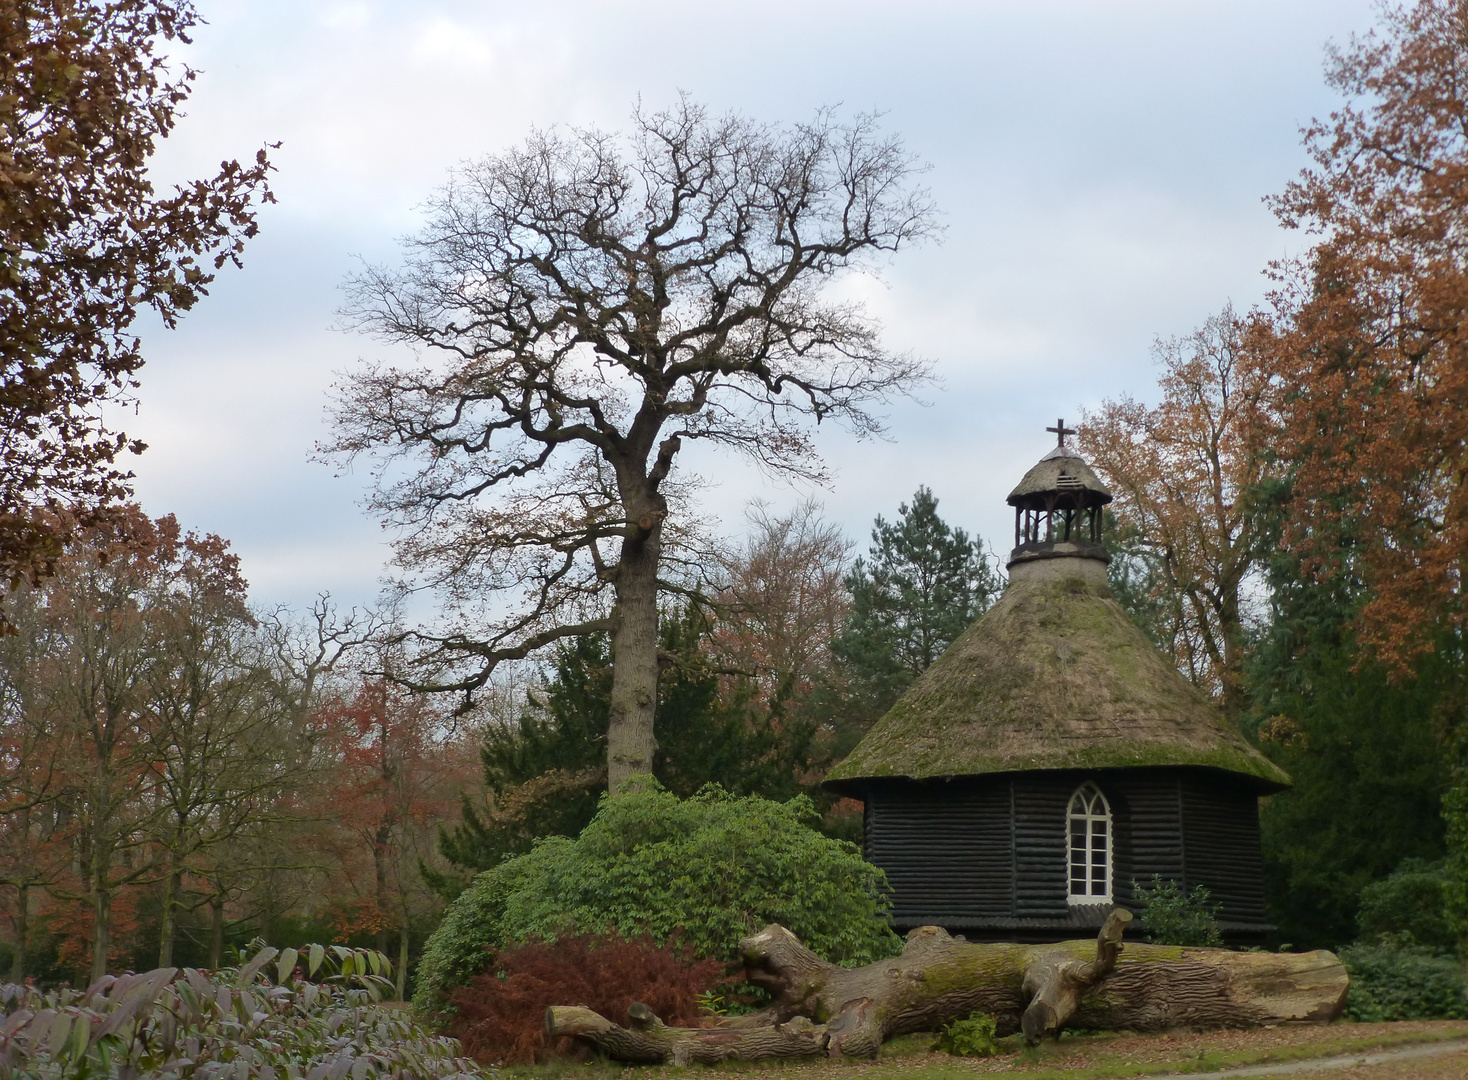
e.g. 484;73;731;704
832;487;999;713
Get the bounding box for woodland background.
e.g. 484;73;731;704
2;0;1467;999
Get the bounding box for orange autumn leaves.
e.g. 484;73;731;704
1086;0;1468;684
1259;0;1468;674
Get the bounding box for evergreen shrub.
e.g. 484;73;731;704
415;784;900;1014
448;934;723;1064
1134;876;1223;947
1340;940;1468;1021
1357;858;1454;952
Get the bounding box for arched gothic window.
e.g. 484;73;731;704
1067;783;1111;903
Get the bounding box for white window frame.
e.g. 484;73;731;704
1067;782;1112;904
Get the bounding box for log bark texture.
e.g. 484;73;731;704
548;915;1349;1065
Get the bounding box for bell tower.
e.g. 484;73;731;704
1007;419;1113;579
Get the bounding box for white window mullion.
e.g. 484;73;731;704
1067;782;1112;904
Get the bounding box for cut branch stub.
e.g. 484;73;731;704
1021;907;1132;1045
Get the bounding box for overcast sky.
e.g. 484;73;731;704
125;0;1379;616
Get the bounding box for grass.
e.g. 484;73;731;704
493;1021;1468;1080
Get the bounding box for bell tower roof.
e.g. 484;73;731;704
1006;421;1113;571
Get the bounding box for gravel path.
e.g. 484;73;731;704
1165;1038;1468;1079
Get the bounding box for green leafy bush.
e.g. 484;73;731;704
0;944;485;1078
1341;940;1468;1021
415;784;900;1013
932;1011;998;1057
415;851;542;1017
1134;875;1223;947
1357;858;1454;952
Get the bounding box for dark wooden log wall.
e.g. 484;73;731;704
862;768;1269;938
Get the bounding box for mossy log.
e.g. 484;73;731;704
546;911;1349;1065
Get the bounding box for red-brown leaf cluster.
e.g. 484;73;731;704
447;934;725;1065
0;0;273;597
1253;0;1468;673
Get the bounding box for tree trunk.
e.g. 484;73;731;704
549;916;1349;1065
89;878;111;983
607;509;662;792
1218;570;1247;721
396;920;410;1001
373;826;392;956
208;896;225;970
10;882;26;982
158;860;182;968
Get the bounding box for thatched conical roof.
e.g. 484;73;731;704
825;566;1289;792
1007;446;1112;508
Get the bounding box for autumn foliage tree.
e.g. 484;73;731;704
1257;0;1468;673
312;676;471;997
330;98;935;791
713;499;852;710
1080;309;1270;717
0;510;270;980
0;0;273;594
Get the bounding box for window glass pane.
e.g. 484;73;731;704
1069;785;1111;899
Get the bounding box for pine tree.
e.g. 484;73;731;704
832;487;1000;714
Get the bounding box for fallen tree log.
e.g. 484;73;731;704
547;912;1349;1064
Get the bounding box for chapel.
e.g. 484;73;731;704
823;423;1290;944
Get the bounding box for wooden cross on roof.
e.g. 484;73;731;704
1046;418;1076;448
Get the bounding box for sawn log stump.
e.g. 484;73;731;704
546;911;1349;1065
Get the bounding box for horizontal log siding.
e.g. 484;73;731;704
860;768;1269;934
1180;773;1268;924
1111;772;1185;908
1012;776;1070;917
866;779;1012;925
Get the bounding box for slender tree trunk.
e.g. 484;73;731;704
208;896;225;969
396;920;409;1000
158;857;183;968
11;805;29;982
10;882;27;982
373;829;392;955
1219;572;1247;721
90;873;111;983
607;508;662;792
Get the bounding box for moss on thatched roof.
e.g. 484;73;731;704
826;569;1288;791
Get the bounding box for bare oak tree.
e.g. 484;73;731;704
329;99;935;790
